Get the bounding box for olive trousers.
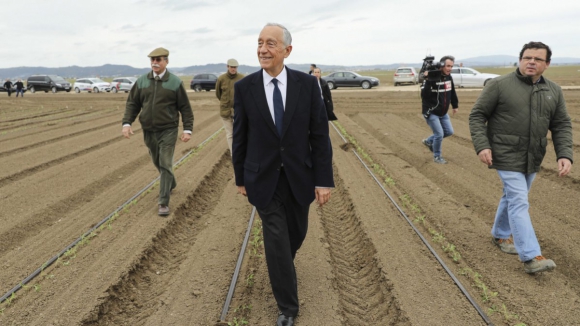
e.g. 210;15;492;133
143;128;178;206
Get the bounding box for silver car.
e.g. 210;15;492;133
111;77;137;93
451;67;499;87
393;67;418;86
73;78;111;93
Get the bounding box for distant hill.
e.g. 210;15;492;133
1;56;579;79
458;55;580;67
0;64;150;79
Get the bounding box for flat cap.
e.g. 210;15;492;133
148;47;169;57
227;58;239;66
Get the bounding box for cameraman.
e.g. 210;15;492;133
421;55;459;164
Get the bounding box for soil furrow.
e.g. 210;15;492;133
0;110;120;143
318;168;409;326
0;154;151;260
0;107;76;124
0;110;97;131
0;128;134;188
81;154;232;325
0;121;122;158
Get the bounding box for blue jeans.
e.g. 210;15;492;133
425;113;453;158
491;170;541;261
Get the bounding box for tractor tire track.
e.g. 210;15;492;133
81;154;232;325
318;168;410;326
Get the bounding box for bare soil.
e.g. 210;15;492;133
0;87;579;326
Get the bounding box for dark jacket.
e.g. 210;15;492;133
421;74;458;116
469;69;573;174
232;67;334;208
15;82;24;90
320;79;337;121
122;70;194;132
216;72;245;118
3;81;13;89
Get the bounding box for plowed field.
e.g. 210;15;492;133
0;86;579;326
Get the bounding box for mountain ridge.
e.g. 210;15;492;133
1;56;579;79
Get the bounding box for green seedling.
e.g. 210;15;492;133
5;293;16;306
228;317;249;326
413;215;425;224
34;284;41;292
246;274;254;287
429;229;445;243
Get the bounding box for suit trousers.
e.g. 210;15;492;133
143;128;178;206
257;169;309;317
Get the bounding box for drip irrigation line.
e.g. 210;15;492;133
329;122;493;326
0;128;223;304
220;207;257;322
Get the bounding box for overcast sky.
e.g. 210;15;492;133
2;0;579;68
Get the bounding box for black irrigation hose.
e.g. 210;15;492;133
329;121;493;326
220;207;257;322
0;128;223;304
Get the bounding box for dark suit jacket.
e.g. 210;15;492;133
232;67;334;209
320;79;337;121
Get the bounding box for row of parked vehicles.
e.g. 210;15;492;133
189;71;381;91
0;75;139;94
3;67;496;95
393;66;499;87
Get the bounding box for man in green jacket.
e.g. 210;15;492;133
215;58;244;154
122;47;194;217
469;41;573;274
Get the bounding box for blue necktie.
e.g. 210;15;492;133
272;78;284;136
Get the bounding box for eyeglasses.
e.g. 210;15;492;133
522;56;546;63
150;57;166;62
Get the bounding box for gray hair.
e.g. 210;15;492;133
265;23;292;46
440;55;455;64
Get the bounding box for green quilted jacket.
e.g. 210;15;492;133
469;69;573;173
123;70;194;132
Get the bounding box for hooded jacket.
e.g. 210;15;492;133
216;72;245;118
122;70;194;132
469;69;573;174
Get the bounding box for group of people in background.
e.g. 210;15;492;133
3;78;25;97
420;41;573;274
118;28;573;325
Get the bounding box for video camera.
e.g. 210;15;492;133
419;56;442;81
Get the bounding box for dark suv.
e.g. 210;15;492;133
190;73;218;92
27;75;71;93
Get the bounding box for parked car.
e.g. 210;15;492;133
322;71;379;89
190;73;218;92
73;78;111;93
110;77;137;93
450;67;499;87
393;67;418;86
27;75;71;93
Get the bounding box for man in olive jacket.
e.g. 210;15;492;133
469;41;572;274
215;58;244;154
122;47;194;217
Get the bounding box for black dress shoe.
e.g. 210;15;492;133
276;312;294;326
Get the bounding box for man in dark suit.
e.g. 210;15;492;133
232;23;334;326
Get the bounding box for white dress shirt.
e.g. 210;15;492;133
262;67;287;126
262;67;330;189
